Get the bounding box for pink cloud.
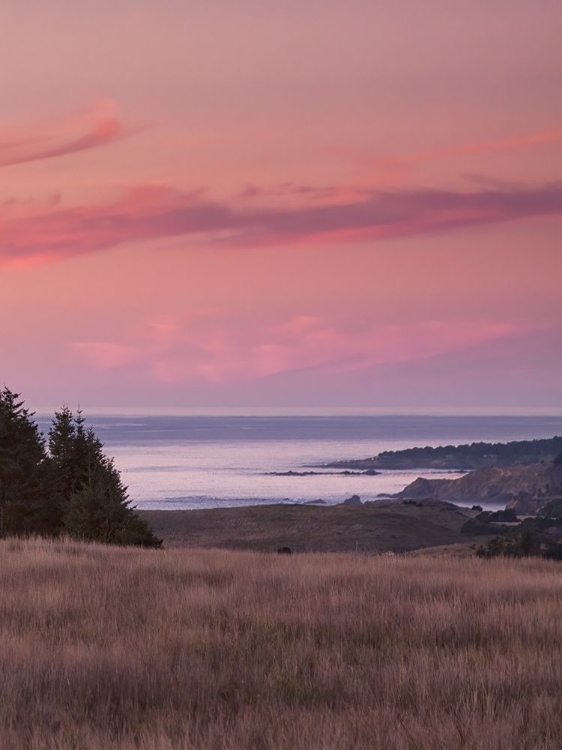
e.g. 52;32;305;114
402;130;562;164
333;128;562;180
71;342;139;370
2;180;562;266
70;314;523;386
0;101;141;169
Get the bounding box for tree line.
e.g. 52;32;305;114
376;436;562;462
0;387;161;547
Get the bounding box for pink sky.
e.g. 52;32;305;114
1;0;561;410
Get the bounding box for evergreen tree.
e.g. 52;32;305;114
0;391;161;546
49;408;161;547
48;406;77;496
0;387;49;536
44;405;77;532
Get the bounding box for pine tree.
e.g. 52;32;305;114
0;391;161;546
0;387;49;536
45;406;77;532
49;408;161;547
48;406;77;496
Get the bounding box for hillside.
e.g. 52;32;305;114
0;537;560;749
325;436;562;471
141;500;477;553
397;459;562;510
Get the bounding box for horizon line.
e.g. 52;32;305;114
32;406;562;419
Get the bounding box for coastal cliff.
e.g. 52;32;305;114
397;458;562;512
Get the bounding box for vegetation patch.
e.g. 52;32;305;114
0;387;160;547
0;538;560;749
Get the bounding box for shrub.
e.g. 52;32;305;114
475;508;519;523
461;518;505;536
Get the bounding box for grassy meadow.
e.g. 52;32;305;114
141;500;476;553
0;538;560;749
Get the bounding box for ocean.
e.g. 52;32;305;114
34;411;562;510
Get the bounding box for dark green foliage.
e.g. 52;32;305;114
461;518;506;536
48;407;78;498
538;498;562;518
64;486;161;547
373;436;562;468
0;387;52;536
475;508;519;523
0;388;160;547
476;532;538;558
462;508;518;535
476;517;562;560
49;407;161;548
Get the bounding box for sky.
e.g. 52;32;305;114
1;0;561;411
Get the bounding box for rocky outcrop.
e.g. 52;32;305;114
266;469;380;476
342;494;362;506
393;477;451;500
398;461;562;509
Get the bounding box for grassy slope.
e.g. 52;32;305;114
141;500;478;553
0;538;560;749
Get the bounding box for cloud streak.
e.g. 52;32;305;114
0;102;139;169
380;130;562;171
2;181;562;265
333;128;562;180
71;314;521;385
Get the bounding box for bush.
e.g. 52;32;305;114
539;498;562;518
475;508;519;523
461;518;505;536
476;520;562;560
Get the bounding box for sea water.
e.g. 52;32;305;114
34;412;562;509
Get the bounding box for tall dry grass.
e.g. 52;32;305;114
0;538;560;749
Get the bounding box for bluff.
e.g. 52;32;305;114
396;458;562;512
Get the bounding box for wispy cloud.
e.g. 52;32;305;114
2;180;562;266
0;101;141;169
381;130;562;170
71;313;522;385
239;183;341;202
332;128;562;180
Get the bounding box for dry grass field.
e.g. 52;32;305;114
0;538;560;749
141;500;478;553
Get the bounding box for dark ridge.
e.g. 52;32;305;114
324;436;562;471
